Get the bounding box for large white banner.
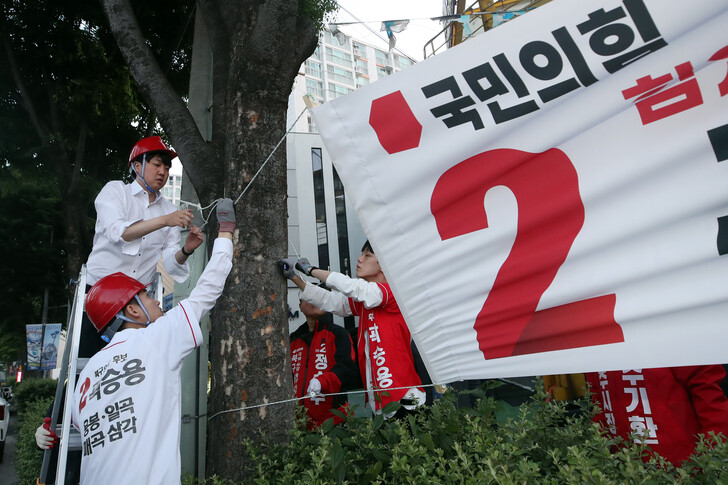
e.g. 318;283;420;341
312;0;728;383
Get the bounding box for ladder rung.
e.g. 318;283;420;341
68;429;82;451
54;426;83;451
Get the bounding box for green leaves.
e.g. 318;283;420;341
298;0;339;31
381;400;401;416
243;385;728;484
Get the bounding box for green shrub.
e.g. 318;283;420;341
240;384;728;484
14;397;53;485
13;378;57;414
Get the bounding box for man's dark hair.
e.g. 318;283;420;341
133;150;173;166
361;240;374;254
130;151;173;179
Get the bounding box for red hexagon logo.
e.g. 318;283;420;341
369;91;422;154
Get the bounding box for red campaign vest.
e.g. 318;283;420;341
290;321;346;428
586;366;728;464
350;283;422;410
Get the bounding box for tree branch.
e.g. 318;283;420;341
245;0;319;90
249;0;301;61
1;35;49;144
100;0;215;195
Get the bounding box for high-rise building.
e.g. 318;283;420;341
284;28;417;333
160;165;183;208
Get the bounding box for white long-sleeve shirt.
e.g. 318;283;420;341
72;237;232;485
300;272;383;315
86;180;190;285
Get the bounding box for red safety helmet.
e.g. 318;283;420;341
85;273;146;331
128;136;178;167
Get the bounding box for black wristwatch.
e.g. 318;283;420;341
181;246;194;257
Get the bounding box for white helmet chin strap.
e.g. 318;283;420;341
131;153;160;202
101;294;152;343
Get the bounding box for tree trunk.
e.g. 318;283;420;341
99;0;325;480
206;93;293;478
60;187;92;287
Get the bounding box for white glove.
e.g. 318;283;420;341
35;418;58;449
307;377;322;395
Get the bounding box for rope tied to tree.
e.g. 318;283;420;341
179;103;312;229
206;382;446;421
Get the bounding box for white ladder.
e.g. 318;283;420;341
38;265;86;485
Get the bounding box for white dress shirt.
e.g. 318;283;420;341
86;180;189;285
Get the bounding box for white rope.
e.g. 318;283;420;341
233;107;309;206
178;106;309;229
207;382;445;421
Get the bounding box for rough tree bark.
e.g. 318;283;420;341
100;0;325;479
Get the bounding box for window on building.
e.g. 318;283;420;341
394;54;413;70
375;49;389;66
161;175;182;207
356;74;369;88
305;60;322;78
307;115;318;134
376;66;390;78
306;79;324;99
352;42;366;58
311;148;329;271
326;65;354;85
328;83;351;99
333;166;355;330
310;45;322;61
324;30;350;49
325;47;353;69
355;58;368;74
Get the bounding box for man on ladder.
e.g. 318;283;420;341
81;135;204;357
70;198;236;484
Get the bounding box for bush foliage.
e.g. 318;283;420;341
237;383;728;484
15;380;728;484
13;378;57;484
15;396;54;485
13;378;57;414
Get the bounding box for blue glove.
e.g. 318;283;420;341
296;258;318;276
277;258;297;279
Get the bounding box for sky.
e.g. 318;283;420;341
333;0;446;61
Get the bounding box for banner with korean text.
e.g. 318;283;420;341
311;0;728;383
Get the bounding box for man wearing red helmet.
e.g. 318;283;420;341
80;136;204;356
71;199;236;485
86;136;203;288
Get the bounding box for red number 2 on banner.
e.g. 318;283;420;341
431;148;624;360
